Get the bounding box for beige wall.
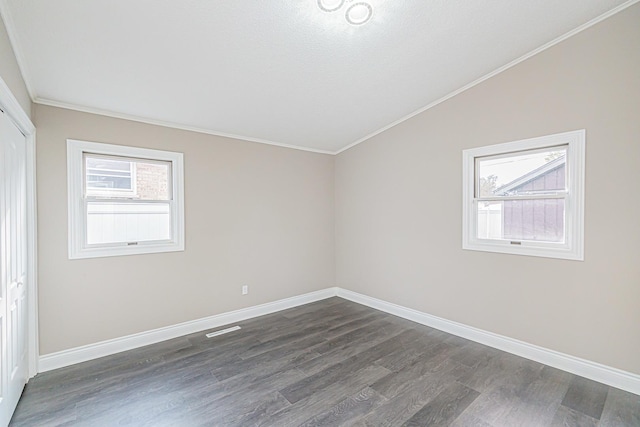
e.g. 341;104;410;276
0;16;31;117
35;105;335;354
335;4;640;375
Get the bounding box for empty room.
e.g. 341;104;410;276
0;0;639;426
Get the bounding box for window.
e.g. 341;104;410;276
462;130;585;260
67;140;184;259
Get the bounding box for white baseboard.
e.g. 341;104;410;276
38;287;338;372
336;288;640;396
38;286;640;396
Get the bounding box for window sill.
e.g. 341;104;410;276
69;241;184;260
463;240;583;261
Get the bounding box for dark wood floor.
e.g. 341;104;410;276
10;297;640;426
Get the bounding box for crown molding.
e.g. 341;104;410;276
335;0;640;155
34;98;335;155
0;0;38;100
4;0;639;155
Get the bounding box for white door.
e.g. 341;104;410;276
0;110;28;426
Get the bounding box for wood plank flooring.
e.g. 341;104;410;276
10;297;640;426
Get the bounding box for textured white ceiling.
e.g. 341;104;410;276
1;0;634;153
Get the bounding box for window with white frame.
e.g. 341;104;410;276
462;130;585;260
67;140;184;259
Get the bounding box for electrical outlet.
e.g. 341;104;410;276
242;285;249;295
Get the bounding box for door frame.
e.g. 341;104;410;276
0;77;38;378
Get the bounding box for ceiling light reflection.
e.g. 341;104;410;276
317;0;345;12
345;3;373;25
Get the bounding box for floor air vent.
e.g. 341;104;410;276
206;325;241;338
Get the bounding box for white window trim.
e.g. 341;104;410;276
67;139;185;259
462;130;585;261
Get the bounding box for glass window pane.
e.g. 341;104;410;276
134;160;171;201
85;154;171;200
476;199;565;243
86;157;133;191
86;201;171;245
86;157;130;172
477;147;566;197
